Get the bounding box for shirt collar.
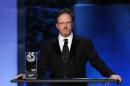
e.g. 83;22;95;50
58;32;73;42
58;32;73;51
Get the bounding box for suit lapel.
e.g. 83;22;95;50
69;36;79;60
51;38;62;57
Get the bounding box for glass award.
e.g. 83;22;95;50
25;52;37;79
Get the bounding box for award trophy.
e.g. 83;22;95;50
25;52;37;79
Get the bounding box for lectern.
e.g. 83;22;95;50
11;78;118;86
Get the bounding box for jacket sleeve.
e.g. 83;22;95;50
87;40;115;77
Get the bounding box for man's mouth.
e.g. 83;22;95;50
63;29;68;31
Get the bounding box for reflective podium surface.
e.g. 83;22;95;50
11;78;117;83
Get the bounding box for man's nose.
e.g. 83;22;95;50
64;23;67;28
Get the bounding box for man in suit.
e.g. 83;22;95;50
37;8;122;86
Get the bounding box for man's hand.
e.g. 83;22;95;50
14;74;26;79
110;74;122;82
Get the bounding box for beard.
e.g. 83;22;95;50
60;29;71;37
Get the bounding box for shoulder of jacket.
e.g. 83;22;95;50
74;35;91;42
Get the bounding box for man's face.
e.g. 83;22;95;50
56;13;73;37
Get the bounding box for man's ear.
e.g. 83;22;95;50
56;23;58;30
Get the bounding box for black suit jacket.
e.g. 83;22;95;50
37;36;114;80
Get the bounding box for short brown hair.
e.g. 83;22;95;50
56;8;74;23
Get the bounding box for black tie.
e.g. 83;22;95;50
62;39;70;63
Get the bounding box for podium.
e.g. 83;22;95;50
11;78;118;86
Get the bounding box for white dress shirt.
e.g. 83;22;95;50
58;33;73;52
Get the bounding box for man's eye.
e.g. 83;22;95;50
60;23;64;24
58;22;72;25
